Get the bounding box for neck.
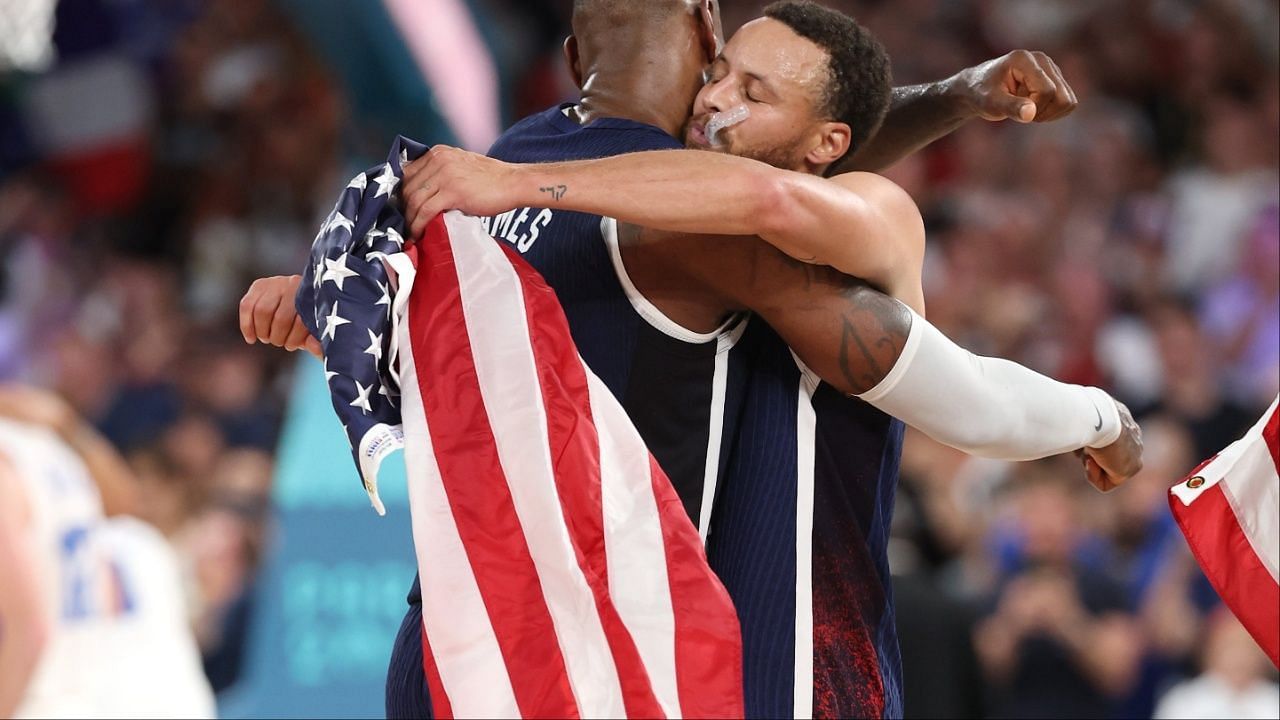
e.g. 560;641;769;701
572;46;703;139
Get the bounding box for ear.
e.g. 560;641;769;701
806;122;852;170
695;0;722;63
563;35;584;90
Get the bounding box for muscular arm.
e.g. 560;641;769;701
838;50;1080;174
838;81;973;174
237;215;1138;485
630;229;1139;481
406;148;926;312
0;454;49;718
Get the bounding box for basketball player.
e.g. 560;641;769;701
398;3;1141;717
0;386;215;718
239;1;1138;716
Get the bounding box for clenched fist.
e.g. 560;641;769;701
238;275;322;359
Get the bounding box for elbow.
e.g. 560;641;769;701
752;172;802;239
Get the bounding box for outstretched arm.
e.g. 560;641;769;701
762;274;1136;486
401;147;926;311
856;302;1140;476
837;50;1079;174
652;232;1141;489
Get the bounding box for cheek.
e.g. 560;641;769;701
733;114;786;150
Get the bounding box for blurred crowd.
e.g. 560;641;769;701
0;0;338;695
0;0;1277;717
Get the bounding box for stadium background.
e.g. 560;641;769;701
0;0;1276;717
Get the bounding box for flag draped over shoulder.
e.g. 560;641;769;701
296;137;745;718
1169;394;1280;668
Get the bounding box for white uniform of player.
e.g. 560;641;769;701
1;419;215;718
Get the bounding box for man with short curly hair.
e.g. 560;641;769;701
746;1;894;173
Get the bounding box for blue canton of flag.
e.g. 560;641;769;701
295;136;429;514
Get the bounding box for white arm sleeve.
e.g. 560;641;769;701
856;308;1122;461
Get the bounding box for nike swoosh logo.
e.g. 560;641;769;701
1092;405;1103;432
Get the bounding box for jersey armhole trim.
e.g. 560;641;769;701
602;217;746;347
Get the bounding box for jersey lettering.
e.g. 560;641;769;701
481;207;558;253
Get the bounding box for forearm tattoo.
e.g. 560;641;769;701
539;184;567;201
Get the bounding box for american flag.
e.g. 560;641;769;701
296;141;416;515
1170;394;1279;668
296;137;745;717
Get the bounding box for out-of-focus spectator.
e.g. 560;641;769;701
0;383;215;717
1140;299;1258;460
974;466;1144;718
891;477;986;720
1116;417;1217;717
186;448;273;692
1153;608;1280;719
1163;94;1279;294
1199;204;1280;407
1;0;336;701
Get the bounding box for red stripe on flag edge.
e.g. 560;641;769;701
420;621;454;719
503;242;667;718
648;455;746;718
1169;482;1280;668
407;215;580;718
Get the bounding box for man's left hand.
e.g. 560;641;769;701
953;49;1079;124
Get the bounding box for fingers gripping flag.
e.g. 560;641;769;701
296;138;745;718
1170;394;1280;668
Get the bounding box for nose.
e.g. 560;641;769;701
699;73;737;115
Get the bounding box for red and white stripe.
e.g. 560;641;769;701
385;212;744;718
1170;393;1280;668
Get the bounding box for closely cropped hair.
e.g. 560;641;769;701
763;1;892;160
573;0;684;26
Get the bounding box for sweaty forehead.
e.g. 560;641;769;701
723;18;828;94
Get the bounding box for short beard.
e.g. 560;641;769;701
735;137;809;172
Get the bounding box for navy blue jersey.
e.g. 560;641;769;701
483;103;750;528
392;104;752;717
707;319;905;719
392;103;905;720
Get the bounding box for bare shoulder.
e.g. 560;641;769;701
829;172;924;234
828;170;911;198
